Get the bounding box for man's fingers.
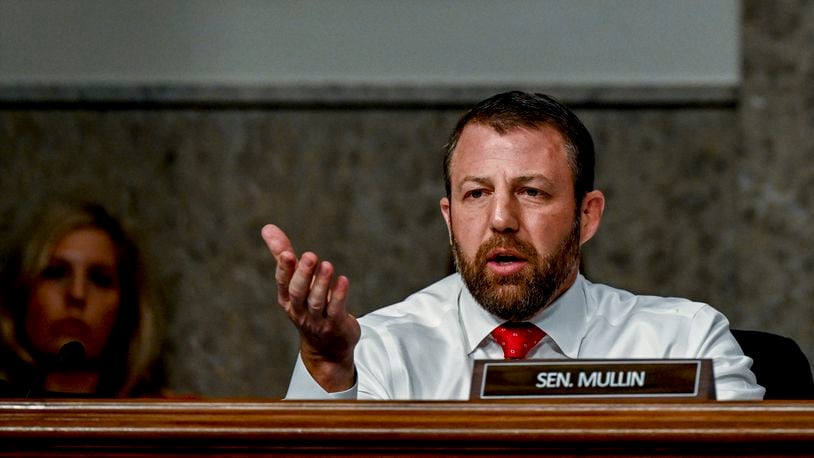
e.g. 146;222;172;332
288;252;319;310
274;250;297;305
261;224;295;261
325;275;350;320
262;225;356;366
307;261;334;317
263;224;301;307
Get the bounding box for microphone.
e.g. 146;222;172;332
25;341;86;398
52;341;86;371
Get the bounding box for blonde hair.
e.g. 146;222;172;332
0;202;161;396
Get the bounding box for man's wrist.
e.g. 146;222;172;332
300;349;356;393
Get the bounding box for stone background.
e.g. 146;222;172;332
1;0;811;397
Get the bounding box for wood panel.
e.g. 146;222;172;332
0;399;812;456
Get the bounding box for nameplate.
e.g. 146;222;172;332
470;359;716;400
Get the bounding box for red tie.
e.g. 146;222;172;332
491;322;546;359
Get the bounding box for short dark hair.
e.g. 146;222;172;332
443;91;595;203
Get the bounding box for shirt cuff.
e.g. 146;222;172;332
284;353;358;400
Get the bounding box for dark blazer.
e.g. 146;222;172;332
731;329;814;400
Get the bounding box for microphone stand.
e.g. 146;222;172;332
25;341;86;398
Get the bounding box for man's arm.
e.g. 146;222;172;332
689;306;765;401
286;353;358;399
261;224;360;393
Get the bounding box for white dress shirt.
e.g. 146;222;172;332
286;273;765;400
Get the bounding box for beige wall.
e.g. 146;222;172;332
0;0;738;85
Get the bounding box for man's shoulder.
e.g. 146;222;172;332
582;277;714;320
359;274;463;327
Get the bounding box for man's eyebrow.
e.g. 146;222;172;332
514;174;555;187
457;174;555;188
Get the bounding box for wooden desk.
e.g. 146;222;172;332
1;399;812;456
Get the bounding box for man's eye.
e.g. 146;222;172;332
522;188;542;197
466;190;485;199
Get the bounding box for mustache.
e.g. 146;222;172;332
474;234;538;265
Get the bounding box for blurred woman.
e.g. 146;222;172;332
0;202;163;397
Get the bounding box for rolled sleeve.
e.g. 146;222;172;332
284;353;358;400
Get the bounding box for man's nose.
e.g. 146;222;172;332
490;192;519;233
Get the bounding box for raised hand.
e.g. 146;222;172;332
261;224;360;392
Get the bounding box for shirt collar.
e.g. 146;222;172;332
458;277;504;354
458;273;589;358
529;274;588;358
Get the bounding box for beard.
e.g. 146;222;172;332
452;214;581;322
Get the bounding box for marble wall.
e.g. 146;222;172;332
0;102;751;397
0;0;811;397
735;0;814;355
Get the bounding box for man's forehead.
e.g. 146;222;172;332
461;120;564;139
450;123;569;173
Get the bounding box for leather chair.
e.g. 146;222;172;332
731;329;814;400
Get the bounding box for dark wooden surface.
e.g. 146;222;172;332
1;399;813;456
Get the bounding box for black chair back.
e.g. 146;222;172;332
731;329;814;400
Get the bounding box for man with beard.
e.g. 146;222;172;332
262;91;764;400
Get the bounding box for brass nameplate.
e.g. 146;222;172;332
470;359;715;400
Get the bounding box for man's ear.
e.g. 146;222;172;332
440;196;453;244
579;190;605;246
